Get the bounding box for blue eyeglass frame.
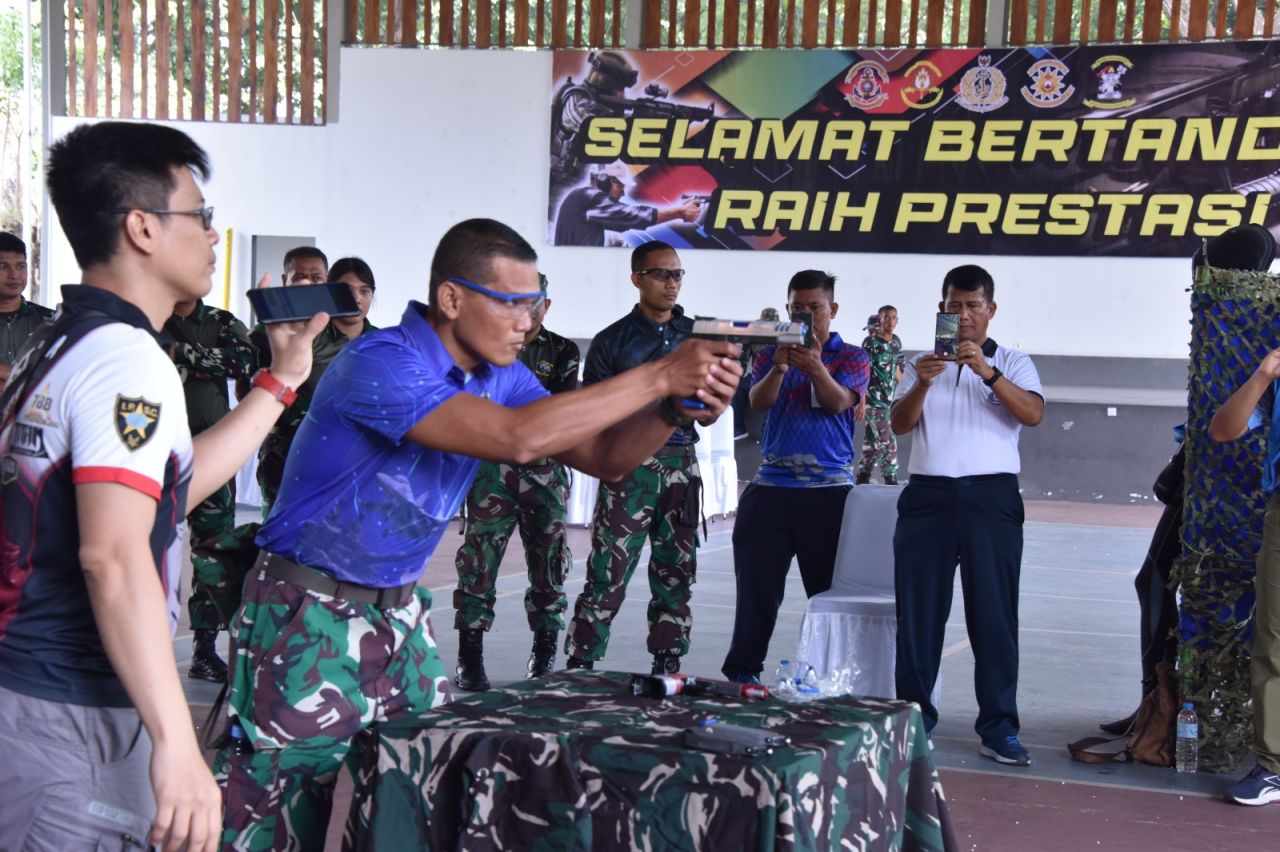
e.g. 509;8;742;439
446;276;546;314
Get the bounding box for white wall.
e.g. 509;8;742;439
48;48;1198;359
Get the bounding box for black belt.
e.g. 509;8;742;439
655;444;696;459
255;551;417;608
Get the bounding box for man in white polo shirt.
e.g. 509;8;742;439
890;264;1044;766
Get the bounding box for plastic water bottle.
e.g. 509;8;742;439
1175;702;1199;773
773;659;796;697
795;662;820;700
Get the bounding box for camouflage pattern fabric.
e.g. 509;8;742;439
857;405;899;482
453;460;573;633
566;450;700;661
345;671;957;852
186;484;238;630
214;568;451;851
860;334;903;410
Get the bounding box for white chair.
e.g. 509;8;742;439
796;484;939;704
695;416;739;519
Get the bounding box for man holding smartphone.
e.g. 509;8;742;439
721;270;869;685
890;264;1044;766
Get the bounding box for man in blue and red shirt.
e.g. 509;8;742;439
721;269;869;684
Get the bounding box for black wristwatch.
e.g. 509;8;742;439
659;397;695;428
982;366;1003;387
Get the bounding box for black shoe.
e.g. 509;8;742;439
188;629;228;683
527;631;558;679
453;628;490;692
855;473;871;486
884;475;898;485
565;655;594;671
651;654;681;675
1099;710;1138;736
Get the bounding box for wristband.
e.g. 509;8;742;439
982;366;1003;387
252;368;298;407
659;397;695;428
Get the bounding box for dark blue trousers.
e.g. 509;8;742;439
722;483;851;679
893;473;1023;741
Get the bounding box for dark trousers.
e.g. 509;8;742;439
722;483;851;678
894;473;1023;741
1135;495;1183;693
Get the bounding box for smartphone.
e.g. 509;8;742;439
790;311;814;348
934;312;959;360
247;282;361;324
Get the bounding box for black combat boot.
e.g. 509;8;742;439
188;629;228;683
527;631;558;679
565;656;594;671
651;653;681;675
855;472;871;486
453;628;491;692
884;475;898;485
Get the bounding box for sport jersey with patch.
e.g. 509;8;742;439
0;285;193;708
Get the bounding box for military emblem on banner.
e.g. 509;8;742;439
115;396;161;451
1084;55;1135;109
901;61;944;110
1021;58;1075;108
844;60;890;110
956;55;1008;113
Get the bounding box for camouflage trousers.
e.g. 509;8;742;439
214;567;450;851
453;460;573;633
565;447;700;661
255;441;286;519
857;405;898;480
187;481;237;631
190;522;261;633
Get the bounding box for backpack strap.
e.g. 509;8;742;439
1067;734;1134;764
0;308;118;431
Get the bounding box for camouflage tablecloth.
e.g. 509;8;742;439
347;671;956;851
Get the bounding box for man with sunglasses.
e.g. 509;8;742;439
553;162;702;247
564;241;707;675
217;221;741;849
452;273;581;690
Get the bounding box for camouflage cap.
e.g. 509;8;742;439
863;314;880;330
759;307;779;322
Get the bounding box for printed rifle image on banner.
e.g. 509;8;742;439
546;43;1280;257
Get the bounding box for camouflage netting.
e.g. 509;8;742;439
1177;265;1280;772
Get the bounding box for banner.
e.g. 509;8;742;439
547;43;1280;256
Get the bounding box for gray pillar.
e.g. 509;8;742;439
986;0;1009;48
625;0;645;48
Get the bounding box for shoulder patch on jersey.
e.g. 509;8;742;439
115;396;161;451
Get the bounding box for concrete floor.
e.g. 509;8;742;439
177;500;1280;848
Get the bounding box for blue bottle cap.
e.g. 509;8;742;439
1183;702;1193;710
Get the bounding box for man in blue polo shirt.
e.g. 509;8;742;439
721;269;869;684
215;219;743;850
891;264;1044;767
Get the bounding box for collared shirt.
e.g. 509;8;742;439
553;187;658;247
0;285;192;708
861;333;903;409
256;302;548;588
584;304;696;446
165;300;256;435
520;325;580;394
1249;385;1280;493
895;338;1043;478
752;332;870;487
0;297;55;365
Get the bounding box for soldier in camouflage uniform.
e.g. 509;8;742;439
165;298;256;681
856;305;904;485
453;274;581;690
214;220;740;849
244;252;377;515
0;232;54;383
565;241;706;676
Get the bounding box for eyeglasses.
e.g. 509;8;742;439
787;301;830;314
108;206;215;230
447;276;546;318
635;268;685;283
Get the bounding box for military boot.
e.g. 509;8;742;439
453;628;491;692
188;629;228;683
855;472;871;485
884;475;898;485
527;631;558;679
651;653;681;675
565;656;594;671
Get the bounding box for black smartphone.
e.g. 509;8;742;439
247;282;361;324
934;312;959;360
790;311;814;348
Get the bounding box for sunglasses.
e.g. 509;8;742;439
636;268;685;283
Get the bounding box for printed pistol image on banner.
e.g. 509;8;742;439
545;43;1280;257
